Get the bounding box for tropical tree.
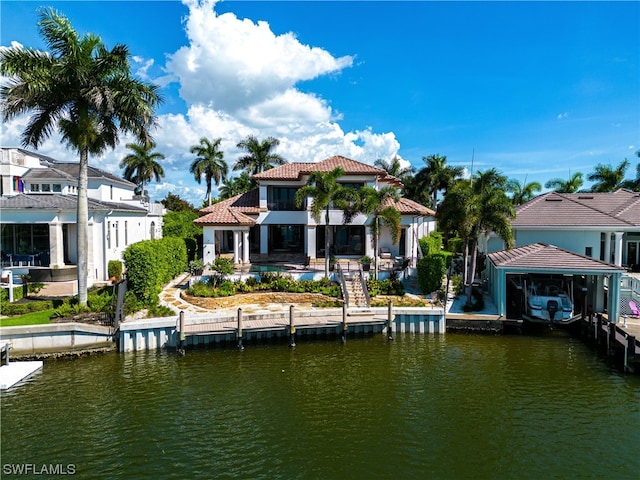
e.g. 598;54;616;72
294;167;351;278
414;154;464;209
544;172;584;193
439;170;514;306
0;8;161;305
374;156;413;181
119;141;165;196
190;137;228;206
588;160;630;193
506;178;542;206
346;185;401;279
464;169;515;305
235;135;285;175
622;151;640;192
219;171;254;199
161;193;196;213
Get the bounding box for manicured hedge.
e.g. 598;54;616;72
123;237;188;306
417;253;447;294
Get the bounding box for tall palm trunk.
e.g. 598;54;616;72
77;148;89;305
466;238;479;306
324;205;330;278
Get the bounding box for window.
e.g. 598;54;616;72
114;222;119;248
107;222;111;248
52;184;62;192
150;221;156;240
124;221;128;245
267;187;301;211
269;225;303;252
585;247;593;258
41;184;51;192
30;184;40;192
339;182;364;190
333;226;365;256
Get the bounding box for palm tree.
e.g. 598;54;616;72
294;167;350;278
436;179;475;284
219;172;254;200
0;8;161;305
347;186;401;279
190;137;228;206
414;154;464;209
544;172;584;193
622;151;640;192
119;141;165;196
506;178;542;206
235;135;285;175
588;160;630;192
464;169;515;306
374;156;413;181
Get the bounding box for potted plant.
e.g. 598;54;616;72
189;259;205;276
359;255;372;271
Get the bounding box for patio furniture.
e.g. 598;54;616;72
379;247;392;259
629;301;640;318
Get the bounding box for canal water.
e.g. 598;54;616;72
2;332;639;479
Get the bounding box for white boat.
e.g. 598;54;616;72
524;279;574;323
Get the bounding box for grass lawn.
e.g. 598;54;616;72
0;309;54;327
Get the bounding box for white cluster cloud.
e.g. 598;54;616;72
1;0;403;206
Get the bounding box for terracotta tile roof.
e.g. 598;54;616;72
253;156;399;184
514;189;640;228
385;197;435;216
487;243;624;272
195;190;258;226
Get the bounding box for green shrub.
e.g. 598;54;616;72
211;257;234;275
419;232;443;257
417;253;447;294
147;304;175;318
87;290;114;314
123;237;188;306
108;260;123;281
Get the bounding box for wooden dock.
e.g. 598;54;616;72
580;313;640;373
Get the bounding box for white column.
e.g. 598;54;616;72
307;226;317;258
233;231;240;265
604;232;612;264
614;232;623;266
49;222;64;267
242;230;250;263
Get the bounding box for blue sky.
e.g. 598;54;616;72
2;0;638;206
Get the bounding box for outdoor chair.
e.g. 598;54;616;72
629;301;640;318
379;247;392;259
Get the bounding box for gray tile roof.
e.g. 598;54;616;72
514;189;640;228
0;194;148;213
487;243;624;273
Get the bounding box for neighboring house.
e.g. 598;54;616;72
485;190;640;269
482;190;640;323
0;147;164;285
194;156;435;267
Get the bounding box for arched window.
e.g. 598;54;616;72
150;221;156;240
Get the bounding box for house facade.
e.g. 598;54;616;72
194;156;435;267
0;147;164;285
484;190;640;270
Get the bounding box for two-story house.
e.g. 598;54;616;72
0;147;164;285
194;156;435;268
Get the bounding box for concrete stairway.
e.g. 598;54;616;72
343;270;370;309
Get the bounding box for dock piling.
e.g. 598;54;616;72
387;301;394;341
341;303;347;343
289;305;296;347
177;311;186;355
237;308;244;351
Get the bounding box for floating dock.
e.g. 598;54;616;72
0;361;43;390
